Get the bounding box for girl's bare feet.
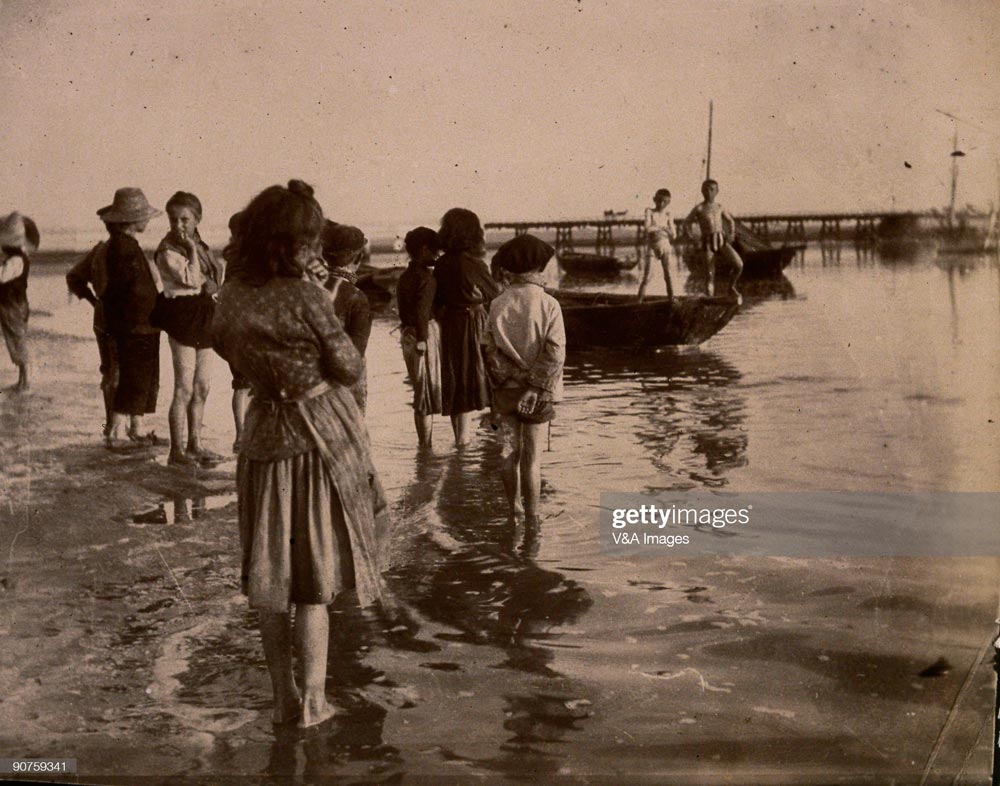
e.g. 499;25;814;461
298;696;336;728
189;445;225;465
168;450;198;467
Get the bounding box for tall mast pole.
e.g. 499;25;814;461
948;125;959;227
705;100;714;180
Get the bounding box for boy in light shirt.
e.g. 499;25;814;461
483;234;565;523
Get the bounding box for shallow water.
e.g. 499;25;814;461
5;243;1000;782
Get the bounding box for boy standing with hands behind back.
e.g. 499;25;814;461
483;234;565;524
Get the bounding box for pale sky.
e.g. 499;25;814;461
2;0;999;246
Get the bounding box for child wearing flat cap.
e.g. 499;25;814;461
320;221;372;412
482;234;565;523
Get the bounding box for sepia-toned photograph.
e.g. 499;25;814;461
1;1;999;783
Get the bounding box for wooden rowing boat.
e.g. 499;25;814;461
732;239;802;278
356;264;406;303
682;242;799;281
681;223;802;280
552;290;738;349
558;251;640;276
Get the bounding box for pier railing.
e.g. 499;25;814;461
485;210;977;255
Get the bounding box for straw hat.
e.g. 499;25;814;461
97;188;163;224
0;212;38;254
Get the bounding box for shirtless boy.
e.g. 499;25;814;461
685;179;743;301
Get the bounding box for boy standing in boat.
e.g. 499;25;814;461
639;188;675;302
685;179;742;302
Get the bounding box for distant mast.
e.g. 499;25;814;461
705;100;714;180
948;126;959;228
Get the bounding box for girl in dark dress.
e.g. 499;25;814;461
97;188;164;449
433;208;500;446
397;226;442;447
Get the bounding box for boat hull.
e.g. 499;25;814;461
552;290;738;348
356;264;406;303
683;242;800;279
559;252;639;276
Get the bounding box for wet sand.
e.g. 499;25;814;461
1;256;998;784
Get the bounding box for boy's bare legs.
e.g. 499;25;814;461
719;244;743;302
294;604;335;727
520;422;544;520
13;361;28;392
168;339;197;463
498;414;523;516
414;412;433;447
451;412;472;447
107;412;127;442
258;610;302;724
101;381;116;437
637;248;654;302
186;348;214;456
655;241;674;299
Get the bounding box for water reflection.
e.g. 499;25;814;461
739;275;796;301
131;493;237;525
683;269;796;301
391;452;593;677
378;448;595;775
853;241;876;267
876;238;939;266
565;349;747;488
261;598;402;782
819;240;843;267
476;691;591;780
935;251;993;276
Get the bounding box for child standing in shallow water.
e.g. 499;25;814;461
685;179;743;301
66;227;115;436
0;213;39;393
212;179;389;729
154;191;225;466
97;188;164;448
397;226;442;447
483;234;565;523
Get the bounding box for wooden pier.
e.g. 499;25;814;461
485;211;933;255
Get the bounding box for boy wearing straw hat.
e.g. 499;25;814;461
97;187;165;448
0;212;40;393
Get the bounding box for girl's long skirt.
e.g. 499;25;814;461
0;297;29;366
113;332;159;415
438;304;490;416
235;386;389;612
237;450;355;610
400;321;442;415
